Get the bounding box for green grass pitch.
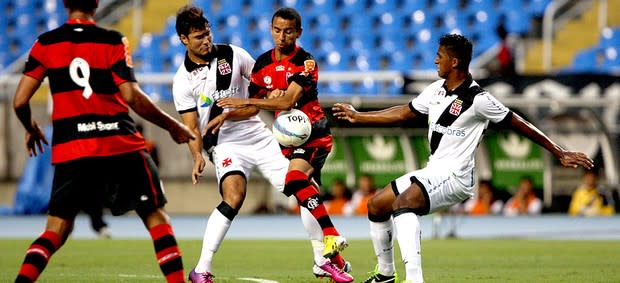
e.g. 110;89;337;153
1;239;619;282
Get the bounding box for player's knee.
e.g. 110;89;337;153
216;201;239;221
283;170;308;197
367;195;392;221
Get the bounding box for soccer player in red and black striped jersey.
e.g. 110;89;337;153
217;7;353;282
12;1;194;282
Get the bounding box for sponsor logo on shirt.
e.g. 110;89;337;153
275;65;285;71
77;121;120;132
429;122;466;137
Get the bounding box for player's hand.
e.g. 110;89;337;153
25;123;48;157
267;89;286;99
169;122;196;144
217;98;248;108
192;155;206;184
331;103;359;123
205;113;226;134
557;150;594;169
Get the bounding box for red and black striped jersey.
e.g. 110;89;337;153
23;19;146;164
249;46;332;149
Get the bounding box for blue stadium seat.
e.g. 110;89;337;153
335;0;366;13
401;0;428;11
431;0;458;14
525;0;552;16
599;27;620;48
370;0;397;14
504;10;531;35
602;47;619;70
570;47;604;73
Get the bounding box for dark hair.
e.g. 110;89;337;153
175;5;210;37
64;0;98;11
439;34;473;70
272;7;302;31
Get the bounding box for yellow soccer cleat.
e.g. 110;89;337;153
322;235;349;258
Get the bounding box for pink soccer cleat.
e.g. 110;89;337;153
188;268;214;283
318;261;354;283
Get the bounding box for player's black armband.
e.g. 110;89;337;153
495;111;513;129
287;72;313;88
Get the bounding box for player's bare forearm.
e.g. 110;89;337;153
510;113;563;157
224;106;260;121
13;75;42;133
332;103;415;125
218;83;302;111
510;112;593;169
120;83;180;132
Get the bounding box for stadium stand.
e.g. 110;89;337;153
3;0;620;97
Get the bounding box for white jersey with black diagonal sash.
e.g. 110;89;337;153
172;44;269;146
409;75;510;177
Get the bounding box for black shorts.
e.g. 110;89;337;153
49;150;166;218
281;146;329;186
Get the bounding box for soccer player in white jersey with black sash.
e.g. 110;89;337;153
171;5;347;283
332;34;594;283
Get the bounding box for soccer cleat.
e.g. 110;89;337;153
188;268;214;283
317;261;354;283
322;235;348;258
362;265;397;283
313;259;351;278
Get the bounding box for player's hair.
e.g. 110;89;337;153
64;0;98;11
175;5;211;37
272;7;302;31
439;34;472;70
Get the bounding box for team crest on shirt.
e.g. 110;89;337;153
449;99;463;116
217;59;231;75
304;60;316;72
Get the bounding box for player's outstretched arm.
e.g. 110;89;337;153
509;112;594;169
118;82;195;144
331;103;416;125
13;75;48;156
217;81;303;111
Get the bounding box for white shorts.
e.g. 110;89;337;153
211;132;289;192
392;167;475;214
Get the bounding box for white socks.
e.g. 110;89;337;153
369;219;396;276
394;212;424;282
195;208;231;273
301;207;328;265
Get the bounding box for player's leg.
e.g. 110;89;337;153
125;151;185;283
15;159;83;283
193;145;248;280
15;215;74;283
364;182;399;283
392;179;428;283
392;171;474;283
138;208;185;283
255;142;329;267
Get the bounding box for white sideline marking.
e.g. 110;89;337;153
237;277;279;283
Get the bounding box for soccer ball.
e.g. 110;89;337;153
272;109;312;147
